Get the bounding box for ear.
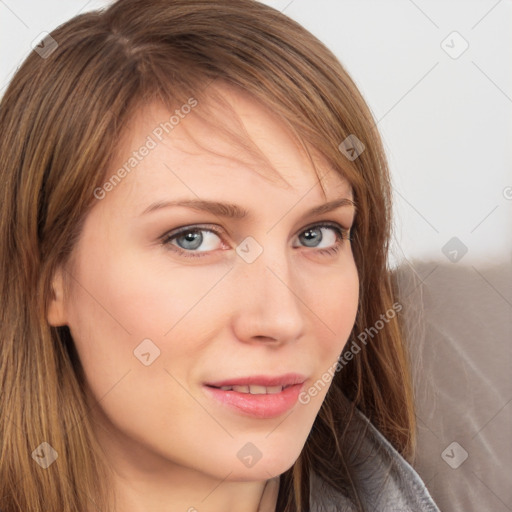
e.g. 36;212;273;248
47;267;67;326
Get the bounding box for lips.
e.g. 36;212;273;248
204;373;307;389
203;373;307;418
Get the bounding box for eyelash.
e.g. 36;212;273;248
160;222;352;259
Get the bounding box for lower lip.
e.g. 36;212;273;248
203;383;304;419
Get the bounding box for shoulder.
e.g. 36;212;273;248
309;408;441;512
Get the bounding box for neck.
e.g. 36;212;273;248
257;476;280;512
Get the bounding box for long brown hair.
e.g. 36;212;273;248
0;1;415;510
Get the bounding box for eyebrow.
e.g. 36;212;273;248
140;197;356;219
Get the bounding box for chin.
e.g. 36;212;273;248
225;446;301;482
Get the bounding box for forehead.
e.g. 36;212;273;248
105;83;352;212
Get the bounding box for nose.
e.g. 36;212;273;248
230;244;306;346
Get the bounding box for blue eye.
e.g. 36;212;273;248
165;228;222;252
293;222;352;257
295;223;349;249
161;222;351;259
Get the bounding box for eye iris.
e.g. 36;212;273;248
178;230;203;250
300;227;322;247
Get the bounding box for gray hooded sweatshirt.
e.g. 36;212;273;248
308;407;441;512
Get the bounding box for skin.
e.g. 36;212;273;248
48;83;359;512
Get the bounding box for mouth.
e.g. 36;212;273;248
205;383;292;394
202;373;307;418
204;373;306;390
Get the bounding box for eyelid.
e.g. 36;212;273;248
300;219;351;235
160;223;224;242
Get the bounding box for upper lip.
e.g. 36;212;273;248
205;373;307;388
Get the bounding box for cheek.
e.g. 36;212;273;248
297;259;359;405
65;244;231;375
306;256;359;340
64;249;245;463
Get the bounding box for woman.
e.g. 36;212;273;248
0;0;440;510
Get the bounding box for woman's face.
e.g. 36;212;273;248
49;84;359;487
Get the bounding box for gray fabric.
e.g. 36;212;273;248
309;408;441;512
396;262;512;512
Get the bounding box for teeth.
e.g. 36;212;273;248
266;385;284;394
217;384;284;394
247;385;266;394
232;385;250;393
